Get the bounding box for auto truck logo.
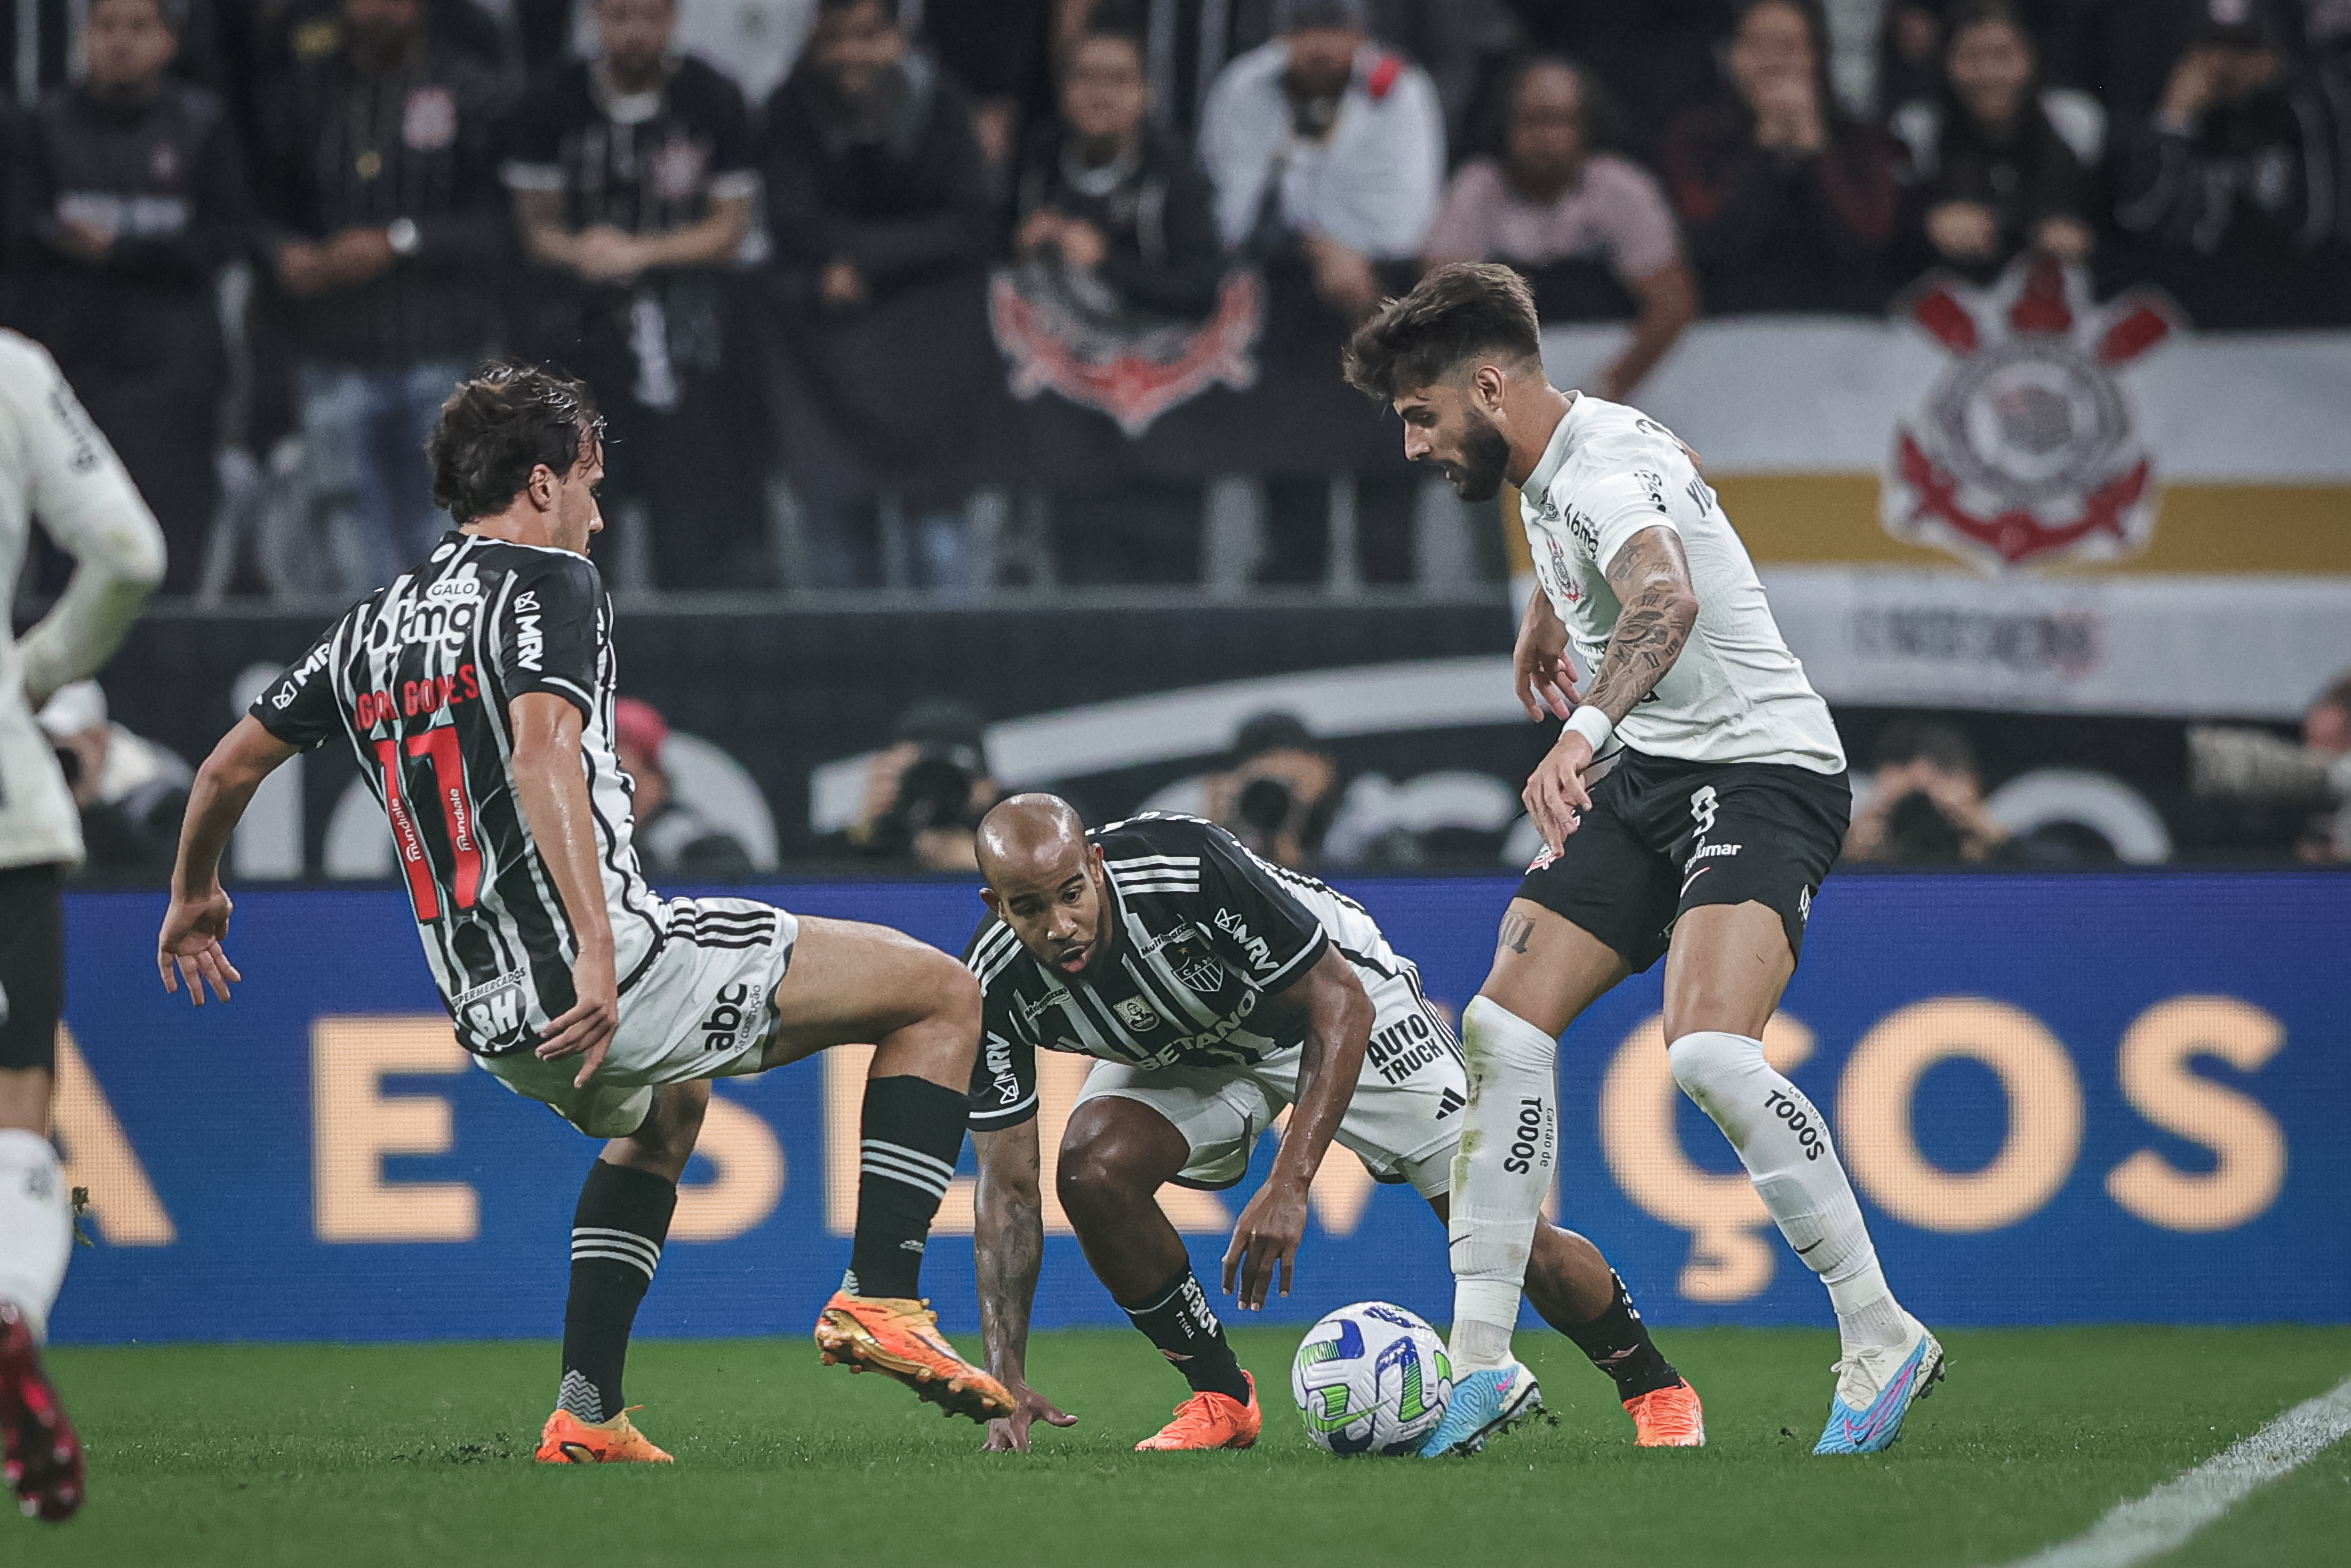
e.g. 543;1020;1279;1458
1885;256;2175;570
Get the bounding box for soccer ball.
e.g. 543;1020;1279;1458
1290;1302;1452;1456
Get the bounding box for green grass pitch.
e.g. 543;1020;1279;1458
18;1325;2351;1567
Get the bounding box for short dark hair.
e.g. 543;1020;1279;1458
818;0;897;19
1341;262;1543;401
428;364;603;525
1871;718;1979;777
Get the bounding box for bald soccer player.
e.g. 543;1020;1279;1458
960;797;1703;1455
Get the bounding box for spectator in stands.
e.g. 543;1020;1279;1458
1423;55;1697;400
765;0;991;315
611;697;756;878
37;681;193;879
1876;1;1949;120
1200;0;1444;585
1663;0;1903;314
2112;11;2351;328
1200;0;1443;326
1011;26;1224;323
254;0;508;589
1895;2;2094;282
924;0;1055;177
762;0;1001;590
1506;0;1734;166
6;0;248;595
844;698;998;871
1845;718;2010;864
502;0;765;589
2043;0;2300;126
1007;22;1228;583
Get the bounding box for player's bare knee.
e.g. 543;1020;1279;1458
928;957;984;1036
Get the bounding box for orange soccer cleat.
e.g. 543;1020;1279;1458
1135;1370;1262;1452
813;1291;1013;1423
1624;1378;1707;1448
536;1407;676;1464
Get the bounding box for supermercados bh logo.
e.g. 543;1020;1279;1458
989;261;1260;437
1885;257;2178;570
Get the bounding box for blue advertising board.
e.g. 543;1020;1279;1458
48;872;2351;1345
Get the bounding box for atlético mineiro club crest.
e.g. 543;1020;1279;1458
1885;256;2178;570
989;265;1261;437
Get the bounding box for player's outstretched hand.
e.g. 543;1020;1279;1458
1524;730;1597;853
1224;1175;1310;1311
157;886;242;1006
982;1384;1077;1453
536;952;621;1089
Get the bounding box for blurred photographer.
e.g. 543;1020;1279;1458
1844;718;2008;865
1202;712;1339;870
36;681;191;879
848;699;999;872
2188;677;2351;863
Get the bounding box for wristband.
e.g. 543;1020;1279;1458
1563;705;1614;754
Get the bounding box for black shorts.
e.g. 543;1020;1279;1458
1516;748;1850;974
0;864;65;1072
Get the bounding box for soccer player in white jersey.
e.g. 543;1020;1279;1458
962;797;1699;1454
157;365;1011;1462
0;331;167;1521
1344;264;1943;1457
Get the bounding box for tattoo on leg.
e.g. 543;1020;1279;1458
1498;912;1534;955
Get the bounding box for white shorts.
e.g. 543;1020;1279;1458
478;896;800;1138
1074;964;1465;1198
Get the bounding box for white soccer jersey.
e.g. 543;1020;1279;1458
1519;394;1845;773
0;332;167;871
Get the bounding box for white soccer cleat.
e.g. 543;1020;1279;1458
1814;1313;1945;1455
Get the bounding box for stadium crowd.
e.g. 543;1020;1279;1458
2;0;2347;595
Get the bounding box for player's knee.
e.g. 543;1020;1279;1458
1667;1029;1760;1104
926;956;984;1035
1054;1133;1140;1224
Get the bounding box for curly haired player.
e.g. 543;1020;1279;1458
1343;263;1943;1457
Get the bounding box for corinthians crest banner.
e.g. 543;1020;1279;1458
1886;258;2174;570
1527;256;2351;581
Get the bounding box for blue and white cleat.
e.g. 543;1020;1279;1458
1419;1360;1543;1457
1813;1314;1945;1455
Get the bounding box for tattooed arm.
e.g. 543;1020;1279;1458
974;1120;1076;1452
1521;525;1699;849
1581;525;1700;724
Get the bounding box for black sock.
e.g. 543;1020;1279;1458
845;1075;967;1300
1551;1271;1681;1401
1119;1267;1251;1403
558;1162;677;1423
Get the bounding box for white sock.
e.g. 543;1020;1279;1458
1666;1031;1907;1354
0;1129;72;1343
1446;998;1559;1371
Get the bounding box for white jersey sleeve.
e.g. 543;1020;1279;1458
0;331;166;870
1519;395;1845;774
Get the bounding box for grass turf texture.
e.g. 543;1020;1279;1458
18;1326;2350;1567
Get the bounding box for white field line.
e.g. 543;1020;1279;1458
1998;1374;2351;1568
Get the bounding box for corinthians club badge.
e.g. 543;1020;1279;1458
1885;256;2177;570
989;264;1261;438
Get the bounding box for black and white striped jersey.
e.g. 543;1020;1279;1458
251;530;669;1055
964;814;1409;1132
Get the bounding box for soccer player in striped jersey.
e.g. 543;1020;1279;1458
156;364;1008;1461
963;796;1699;1454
